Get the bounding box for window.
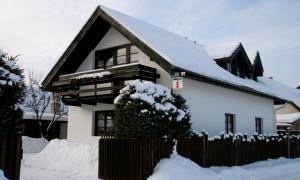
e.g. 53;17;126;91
95;44;141;69
226;63;232;72
225;113;235;134
94;111;113;136
255;117;263;134
130;46;139;62
95;48;114;68
116;47;127;65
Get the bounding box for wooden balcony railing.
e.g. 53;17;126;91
52;64;160;106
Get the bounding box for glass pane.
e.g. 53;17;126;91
116;56;126;64
97;113;105;120
96;127;105;134
106;57;114;67
107;120;113;128
97;120;105;127
97;60;104;68
117;48;126;56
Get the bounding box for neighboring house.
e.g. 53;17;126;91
275;87;300;130
42;6;299;143
22;95;68;140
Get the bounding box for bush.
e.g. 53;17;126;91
0;50;25;132
113;80;191;139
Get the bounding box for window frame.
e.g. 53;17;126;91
94;110;114;136
255;117;263;134
225;113;235;134
95;44;140;69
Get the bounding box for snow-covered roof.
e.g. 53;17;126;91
277;113;300;124
101;6;300;104
43;6;300;106
204;41;241;60
23;112;68;122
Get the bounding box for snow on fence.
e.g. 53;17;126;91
0;132;22;180
98;133;300;180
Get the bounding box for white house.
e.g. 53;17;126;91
42;6;299;143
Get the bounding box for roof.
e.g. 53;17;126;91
23;112;68;122
42;6;300;105
276;113;300;124
204;42;241;60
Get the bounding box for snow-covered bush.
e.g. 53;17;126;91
0;50;25;132
113;80;191;138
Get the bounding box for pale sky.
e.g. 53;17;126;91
0;0;299;87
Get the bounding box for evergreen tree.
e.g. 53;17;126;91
113;80;191;139
0;50;25;132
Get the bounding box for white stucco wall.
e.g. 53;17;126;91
68;103;114;144
181;78;276;136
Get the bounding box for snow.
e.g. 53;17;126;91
148;154;300;180
22;136;49;153
23;111;68;121
115;80;188;121
72;71;111;80
204;42;241;60
277;113;300;124
100;6;300;107
22;139;98;177
0;169;7;180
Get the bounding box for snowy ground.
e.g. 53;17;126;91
148;154;300;180
20;138;99;180
20;137;300;180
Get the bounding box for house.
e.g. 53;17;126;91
275;87;300;131
42;6;299;143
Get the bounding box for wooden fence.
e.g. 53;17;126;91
0;132;22;180
99;133;300;180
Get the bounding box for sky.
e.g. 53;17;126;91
0;0;299;87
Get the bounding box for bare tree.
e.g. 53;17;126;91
46;93;68;138
25;71;51;138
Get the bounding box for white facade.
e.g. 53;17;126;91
66;27;276;144
182;78;276;135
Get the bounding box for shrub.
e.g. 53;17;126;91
113;80;191;139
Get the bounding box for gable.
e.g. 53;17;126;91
253;52;264;78
76;27;131;72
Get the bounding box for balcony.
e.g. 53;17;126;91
52;64;160;106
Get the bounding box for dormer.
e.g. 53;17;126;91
205;42;253;79
252;51;264;81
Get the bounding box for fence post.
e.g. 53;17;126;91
201;131;207;167
287;128;291;158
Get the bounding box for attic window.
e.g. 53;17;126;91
95;44;141;69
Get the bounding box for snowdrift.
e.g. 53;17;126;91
23;139;98;177
148;154;300;180
22;136;48;153
0;169;8;180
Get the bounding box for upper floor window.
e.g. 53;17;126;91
225;113;235;134
226;63;232;72
95;44;140;69
255;117;263;134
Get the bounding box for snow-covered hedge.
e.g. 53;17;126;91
113;80;191;138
